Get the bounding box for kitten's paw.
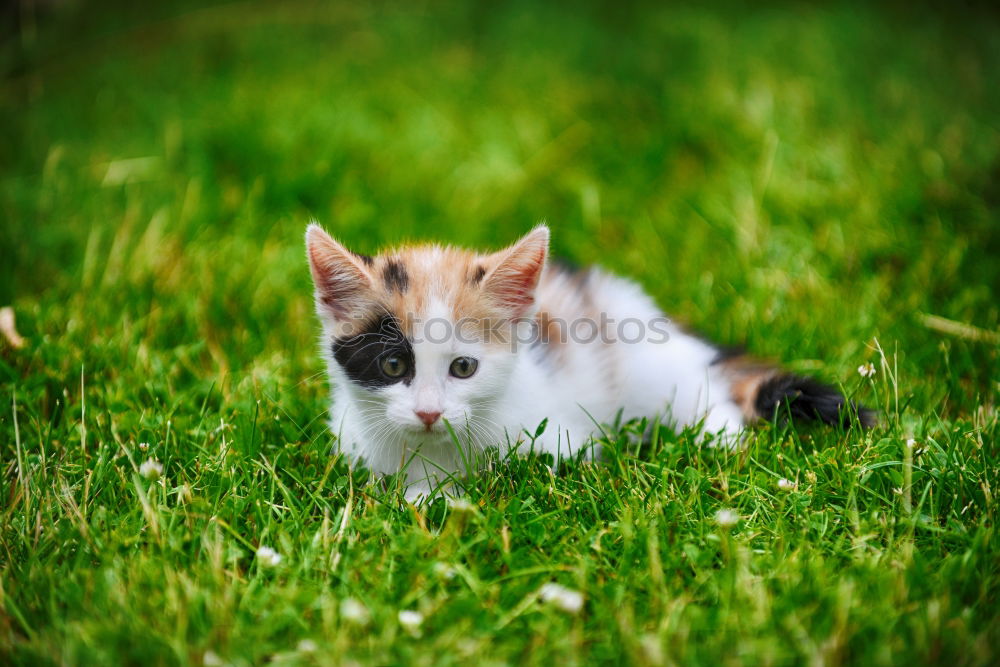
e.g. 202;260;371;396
700;403;747;450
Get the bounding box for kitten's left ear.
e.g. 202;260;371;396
481;225;549;317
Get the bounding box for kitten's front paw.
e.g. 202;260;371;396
699;402;747;450
401;477;464;504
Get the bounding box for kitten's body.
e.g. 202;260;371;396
307;225;870;498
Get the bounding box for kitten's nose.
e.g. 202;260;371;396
415;410;442;427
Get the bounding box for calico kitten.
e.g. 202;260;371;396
306;224;872;498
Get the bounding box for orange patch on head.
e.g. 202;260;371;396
307;225;550;347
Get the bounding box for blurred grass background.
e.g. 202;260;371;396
3;0;998;401
1;1;999;664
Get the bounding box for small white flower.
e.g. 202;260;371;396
138;441;150;452
447;497;477;513
398;609;424;634
715;509;739;528
777;478;797;491
538;583;585;614
296;639;318;653
256;545;282;568
433;562;457;580
139;459;163;480
857;362;876;378
640;634;665;665
340;598;370;626
906;438;917;449
202;650;223;666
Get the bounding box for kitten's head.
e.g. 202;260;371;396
306;224;548;441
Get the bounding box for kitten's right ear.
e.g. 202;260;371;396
481;225;549;318
305;223;374;319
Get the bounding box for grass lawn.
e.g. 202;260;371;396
2;0;999;664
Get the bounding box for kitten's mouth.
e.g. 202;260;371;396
406;423;444;435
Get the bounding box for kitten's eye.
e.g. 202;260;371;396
449;356;479;379
380;355;408;378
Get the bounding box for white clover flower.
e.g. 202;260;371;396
715;509;739;528
139;459;163;480
433;562;457;580
640;634;665;665
906;438;917;449
296;639;318;653
538;583;585;615
398;609;424;634
202;651;223;666
777;478;797;491
340;598;370;626
256;545;282;568
447;497;477;513
857;362;876;378
138;441;150;452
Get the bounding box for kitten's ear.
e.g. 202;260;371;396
482;225;549;317
305;223;374;319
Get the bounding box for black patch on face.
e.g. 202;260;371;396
352;251;374;267
756;374;875;428
331;314;414;389
470;265;487;285
382;260;409;292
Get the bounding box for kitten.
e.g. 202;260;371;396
306;224;872;498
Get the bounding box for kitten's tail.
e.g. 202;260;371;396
717;354;876;429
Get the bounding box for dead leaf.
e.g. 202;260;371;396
0;307;26;349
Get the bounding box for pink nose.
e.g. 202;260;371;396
415;410;442;427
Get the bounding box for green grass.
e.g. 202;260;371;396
2;0;999;664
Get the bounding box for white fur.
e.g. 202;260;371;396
318;265;745;500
